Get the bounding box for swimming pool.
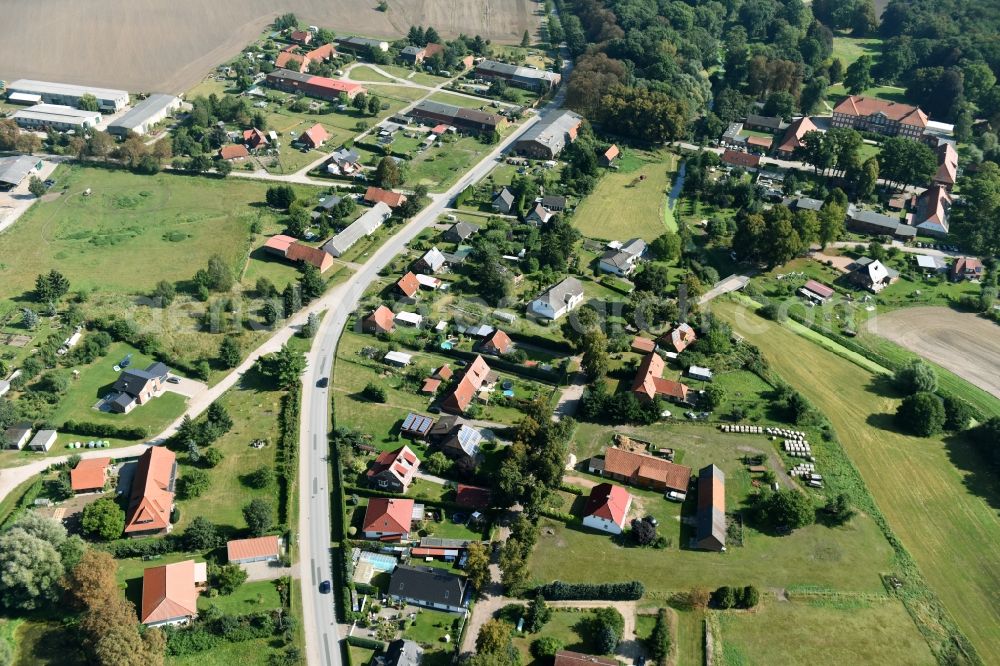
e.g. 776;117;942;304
440;341;453;350
360;552;398;573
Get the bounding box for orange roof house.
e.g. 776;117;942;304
581;483;632;534
290;30;312;44
219;144;249;160
721;149;760;169
367;445;420;492
263;234;296;255
124;447;177;536
227;535;281;564
362;497;415;539
363;305;395;334
631;336;656;353
600;144;620;166
306;43;337;62
243;127;268;149
421;377;442;394
140;559;206;626
275;50;310;72
70;457;111;493
934;142;958;189
600;446;692;494
776;116;818;157
434;364;453;380
300;123;330;149
831;96;928;139
480;329;513;355
664;323;696;353
365;186;408;208
631;353;690;403
455;484;492;510
441;355;494;414
397;271;420;298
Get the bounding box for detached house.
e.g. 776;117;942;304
365;186;408;209
388;565;468;613
367;446;421;493
849;257;899;293
910;185;951;237
362;497;416;540
951;257;983;282
492;187;515;214
243;128;268;150
124;447;177;537
429;418;483;465
479;329;513;356
695;465;726;551
663;323;696;354
598;238;646;277
70;457;111;493
441;356;496;414
109;362;169;413
525;204;555;226
300;123;330;149
528;277;584;320
631;353;690;403
443;221;479;243
415;247;447;274
140;559;207;627
581;483;632;535
396;272;421;299
363;305;395;335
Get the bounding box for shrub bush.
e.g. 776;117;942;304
537;580;644;601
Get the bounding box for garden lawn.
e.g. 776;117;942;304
407;135;495;192
511;609;599;663
165;637;285;666
572;152;678;241
429;92;495;110
717;595;934;665
831;36;883;68
349;66;395;83
404;608;458;645
198;580;282;614
673;608;704;666
172;371;284;533
713;299;1000;660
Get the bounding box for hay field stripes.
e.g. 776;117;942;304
715;299;1000;662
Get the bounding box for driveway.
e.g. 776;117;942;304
0;157;67;235
240;560;294;582
162;375;207;398
553;365;586;422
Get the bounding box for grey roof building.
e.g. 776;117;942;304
846;204;917;239
474;60;561;90
388;564;468;612
540;195;566;211
514;110;583;160
528;276;585;320
6;79;129;112
492;187;515;214
12;104;101;131
786;197;823;212
107;94;182;137
322;202;392;257
443;221;480;243
377;640;423;666
0;155;39;190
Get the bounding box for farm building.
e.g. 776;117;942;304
631;353;690;403
124;447;177;537
513;110;582;159
70;457;111;493
227;536;281;564
263;235;334;273
846;205;916;240
581;483;632;535
107;94;182;137
384;351;413;367
140;559;207;626
394;311;423;328
12;104;101;131
474;60;560;91
387;565;468;613
322;202;393;257
687;365;713;381
367;446;420;493
799;279;834;303
27;429;57;452
0;155;40;190
335;35;389;53
528;277;584;320
266;69;366;100
406;100;504;136
695;465;726;551
596;446;692;495
6;79;129;112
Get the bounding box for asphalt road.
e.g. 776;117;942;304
296;61;573;666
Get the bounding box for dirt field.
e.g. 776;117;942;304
865;306;1000;399
0;0;542;93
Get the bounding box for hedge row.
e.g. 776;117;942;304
538;508;575;523
537;580;645;601
0;479;43;530
275;385;300;526
345;636;386;650
61;420;147;440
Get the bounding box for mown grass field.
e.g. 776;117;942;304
407;134;496;192
572;151;678;241
713;299;1000;660
831;36;884;68
717;595;934;665
510;609;600;663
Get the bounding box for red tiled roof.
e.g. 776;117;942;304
219;144;249;160
362;497;414;534
777;117;817;154
666;323;696;353
602;447;691;493
243;128;268;147
833;95;928;128
423;43;445;58
125;447;176;534
227;536;280;562
431;124;449;135
285;241;334;272
365;186;408;208
935;143;958;186
483;329;512;354
631;336;656;353
305;43;337;61
301;123;329;149
397;271;420;298
603;144;620;161
305;76;364;96
434;364;453;380
290;30;312;43
455;484;492;509
264;234;296;254
442;355;492;414
421;378;442;393
364;305;395;333
275;51;309;72
583;482;631;526
721;149;760;168
746;135;773;149
70;457;110;491
367;446;420;487
141;559;201;624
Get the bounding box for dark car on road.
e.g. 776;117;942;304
319;580;331;594
316;377;329;388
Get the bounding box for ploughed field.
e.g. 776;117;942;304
0;0;541;93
